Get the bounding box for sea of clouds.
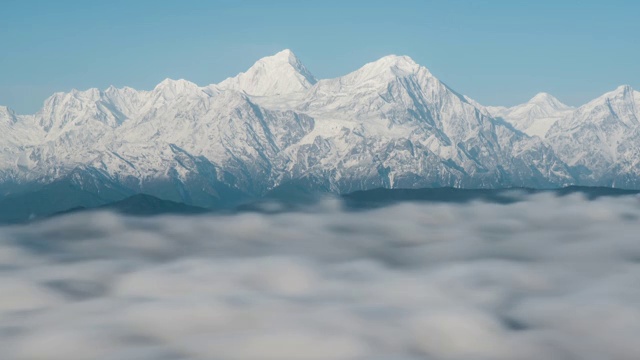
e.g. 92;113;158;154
0;193;639;360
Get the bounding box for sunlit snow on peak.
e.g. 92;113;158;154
217;49;317;96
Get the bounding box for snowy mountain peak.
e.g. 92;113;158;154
350;54;425;81
150;79;203;102
268;48;298;62
0;105;15;117
39;88;101;113
571;85;639;127
614;84;634;94
485;92;572;138
253;49;312;76
104;85;139;94
584;85;637;109
527;92;572;111
310;54;435;99
529;92;561;105
373;54;418;68
104;85;138;96
217;49;317;96
606;85;639;103
545;84;640;181
0;106;17;125
69;87;102;100
154;78;199;92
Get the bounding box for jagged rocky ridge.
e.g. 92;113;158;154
1;49;639;207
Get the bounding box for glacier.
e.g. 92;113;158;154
1;49;639;208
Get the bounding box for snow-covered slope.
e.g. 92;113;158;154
1;50;638;207
486;92;574;137
255;54;571;190
545;85;640;187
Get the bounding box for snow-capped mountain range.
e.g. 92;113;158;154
1;49;639;208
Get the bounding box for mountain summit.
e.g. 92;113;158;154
218;49;317;96
544;85;640;185
528;92;568;107
341;54;423;82
486;92;573;137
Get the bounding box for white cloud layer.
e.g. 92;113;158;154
1;193;640;359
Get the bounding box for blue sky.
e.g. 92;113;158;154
1;0;638;113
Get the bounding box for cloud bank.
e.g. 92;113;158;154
1;193;639;359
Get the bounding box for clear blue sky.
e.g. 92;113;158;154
1;0;638;114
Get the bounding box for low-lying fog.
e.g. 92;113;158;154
1;193;639;360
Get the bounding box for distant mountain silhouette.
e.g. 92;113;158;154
0;192;208;224
0;181;130;224
341;186;640;209
105;193;208;215
52;193;209;218
2;186;639;224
